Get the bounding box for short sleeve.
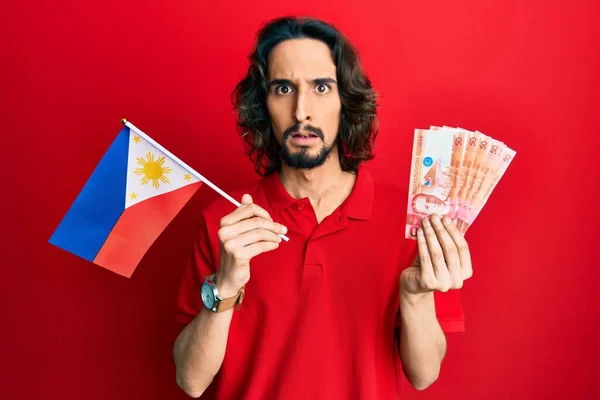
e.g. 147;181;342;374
396;239;466;333
175;210;219;326
434;290;465;332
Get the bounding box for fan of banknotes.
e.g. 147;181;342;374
405;125;516;239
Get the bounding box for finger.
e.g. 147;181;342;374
241;193;253;205
422;216;450;284
242;240;280;259
443;216;473;280
226;228;283;250
431;215;462;286
220;201;273;227
219;217;287;242
416;227;436;286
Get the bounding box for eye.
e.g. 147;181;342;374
275;85;293;95
316;84;330;94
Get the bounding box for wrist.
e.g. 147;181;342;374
213;272;243;299
400;289;434;309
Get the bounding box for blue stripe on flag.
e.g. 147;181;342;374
49;126;130;262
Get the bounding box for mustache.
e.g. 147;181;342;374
282;123;325;141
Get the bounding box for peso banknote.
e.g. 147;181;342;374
454;129;486;224
430;126;466;220
459;146;516;233
458;135;504;230
405;128;454;239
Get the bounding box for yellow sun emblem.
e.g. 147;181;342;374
134;152;172;188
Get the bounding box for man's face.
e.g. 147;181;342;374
266;38;342;169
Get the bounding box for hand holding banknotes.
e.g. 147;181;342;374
400;214;473;296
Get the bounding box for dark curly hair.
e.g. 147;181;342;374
231;16;379;177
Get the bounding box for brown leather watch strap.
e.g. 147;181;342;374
216;286;245;312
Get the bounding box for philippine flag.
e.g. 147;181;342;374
49;121;203;277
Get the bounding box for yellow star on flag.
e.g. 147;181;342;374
133;135;141;144
129;192;138;200
184;173;192;181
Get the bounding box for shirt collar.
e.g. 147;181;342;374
262;167;374;220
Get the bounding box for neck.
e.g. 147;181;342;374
278;150;356;217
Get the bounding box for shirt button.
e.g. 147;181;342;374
297;204;304;211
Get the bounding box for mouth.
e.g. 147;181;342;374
289;132;320;145
291;132;320;139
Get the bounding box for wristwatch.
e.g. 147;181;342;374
200;274;245;313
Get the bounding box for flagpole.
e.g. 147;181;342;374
121;119;289;242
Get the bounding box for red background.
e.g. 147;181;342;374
2;0;599;399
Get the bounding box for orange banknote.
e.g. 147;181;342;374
405;128;454;239
430;126;466;219
458;134;504;230
460;146;516;233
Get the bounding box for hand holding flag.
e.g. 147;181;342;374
49;120;288;278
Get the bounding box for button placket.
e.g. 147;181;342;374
302;240;322;286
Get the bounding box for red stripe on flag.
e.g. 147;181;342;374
93;182;202;277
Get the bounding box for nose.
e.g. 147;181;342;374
293;89;312;123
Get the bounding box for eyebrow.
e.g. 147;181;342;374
268;77;337;87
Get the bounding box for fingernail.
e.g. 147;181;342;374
442;216;450;225
282;225;288;234
422;218;430;227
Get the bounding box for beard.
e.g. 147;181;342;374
278;123;336;170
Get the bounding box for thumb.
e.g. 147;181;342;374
241;193;253;205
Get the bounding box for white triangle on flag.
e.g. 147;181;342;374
124;130;200;209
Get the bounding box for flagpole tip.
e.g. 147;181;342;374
121;118;128;125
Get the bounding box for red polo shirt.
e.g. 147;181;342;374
176;167;465;399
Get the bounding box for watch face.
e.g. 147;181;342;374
201;282;216;309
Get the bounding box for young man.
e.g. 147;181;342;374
173;16;472;399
